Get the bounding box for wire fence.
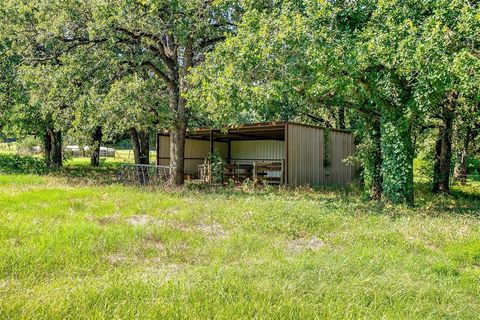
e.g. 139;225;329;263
118;164;175;186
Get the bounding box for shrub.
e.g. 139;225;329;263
17;136;42;155
0;154;49;174
208;151;224;183
467;157;480;181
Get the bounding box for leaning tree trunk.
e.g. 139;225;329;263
432;96;456;194
365;116;383;200
90;125;102;167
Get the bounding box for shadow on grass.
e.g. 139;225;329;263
57;161;123;185
414;181;480;217
53;167;480;217
4;154;479;218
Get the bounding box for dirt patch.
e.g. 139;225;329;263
287;236;325;253
126;214;153;226
143;234;166;251
191;221;227;239
136;263;183;283
167;220;227;239
124;215;227;239
107;253;130;266
88;214;120;226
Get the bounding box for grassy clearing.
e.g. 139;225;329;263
0;172;479;319
0;143;16;154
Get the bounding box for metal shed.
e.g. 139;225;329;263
156;121;356;186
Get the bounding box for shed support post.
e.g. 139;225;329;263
227;140;231;163
209;130;214;155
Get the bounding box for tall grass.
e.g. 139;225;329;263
0;173;479;319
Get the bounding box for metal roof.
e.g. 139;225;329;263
188;121;287;141
158;121;352;141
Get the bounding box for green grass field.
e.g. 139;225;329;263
1;167;480;319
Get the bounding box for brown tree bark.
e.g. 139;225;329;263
139;130;150;164
164;37;192;186
90;126;102;167
44;128;52;168
432;95;456;194
44;126;63;169
167;80;187;185
50;130;63;169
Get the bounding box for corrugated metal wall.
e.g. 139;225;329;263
230;140;284;163
230;140;285;178
158;135;228;176
325;131;356;185
287;124;355;186
287;124;324;186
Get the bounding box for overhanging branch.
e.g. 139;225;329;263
142;61;171;84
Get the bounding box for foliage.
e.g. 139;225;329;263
467;157;480;181
380;110;415;205
15;136;42;157
188;0;480;204
0;154;49;174
101;74;170;139
0;0;479;198
208;151;225;183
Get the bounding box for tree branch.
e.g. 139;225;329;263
142;61;171;84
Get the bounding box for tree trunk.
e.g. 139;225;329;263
51;130;63;168
142;36;191;186
432;96;456;194
366;117;382;200
337;106;346;130
45;128;62;169
44;126;62;169
129;127;150;165
381;109;414;205
139;130;150;165
169;119;186;186
454;129;472;185
90;125;102;167
130;127;141;164
166;81;186;186
44;128;52;168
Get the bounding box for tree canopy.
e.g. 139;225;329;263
1;0;479;203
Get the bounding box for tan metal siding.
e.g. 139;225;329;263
287;124;355;186
230;140;284;162
287;124;324;186
326;131;355;184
